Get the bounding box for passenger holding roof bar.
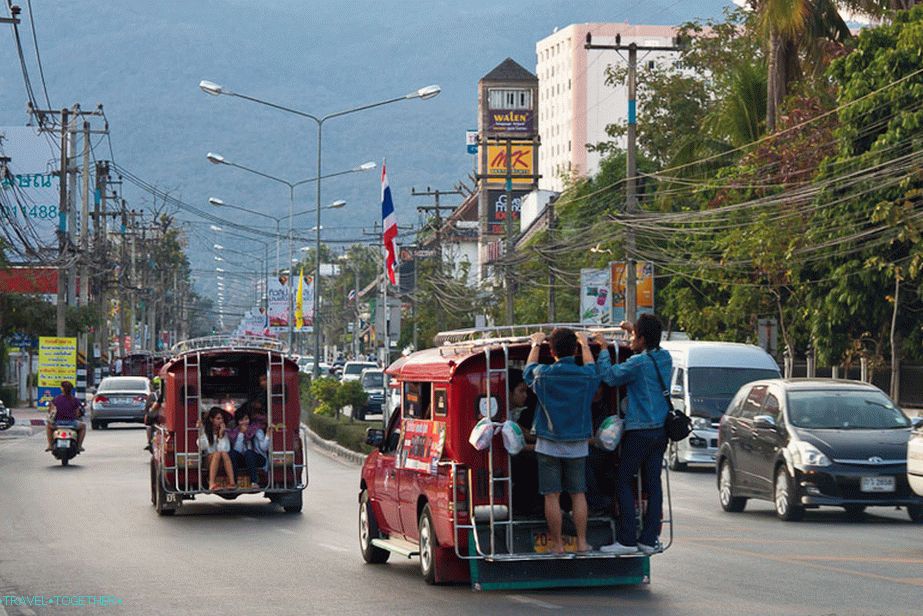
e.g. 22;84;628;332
593;315;672;555
524;327;600;554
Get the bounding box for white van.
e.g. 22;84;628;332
661;341;781;471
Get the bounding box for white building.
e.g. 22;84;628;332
536;23;680;192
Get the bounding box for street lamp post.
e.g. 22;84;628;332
200;79;440;375
206;154;372;349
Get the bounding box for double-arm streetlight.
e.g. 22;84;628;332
200;79;440;374
208;197;345;273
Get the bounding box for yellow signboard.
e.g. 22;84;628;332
38;336;77;408
485;144;534;185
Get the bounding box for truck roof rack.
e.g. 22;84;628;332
434;323;629;351
171;335;288;356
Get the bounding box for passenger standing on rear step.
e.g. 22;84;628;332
524;328;600;554
198;407;235;491
594;314;672;556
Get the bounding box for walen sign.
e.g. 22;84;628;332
488;110;534;134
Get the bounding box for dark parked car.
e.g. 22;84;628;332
355;368;385;421
716;379;923;522
90;376;151;429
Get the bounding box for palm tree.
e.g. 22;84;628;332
753;0;850;132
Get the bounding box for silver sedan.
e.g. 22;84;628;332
90;376;151;429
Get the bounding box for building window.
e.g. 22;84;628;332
648;60;656;70
488;88;533;110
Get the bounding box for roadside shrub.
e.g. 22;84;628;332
306;412;338;440
310;377;340;416
336;380;368;419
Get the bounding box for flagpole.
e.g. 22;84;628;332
382;222;389;367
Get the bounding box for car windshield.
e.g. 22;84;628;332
361;372;384;388
99;378;148;392
345;363;375;375
788;389;911;429
688;367;780;398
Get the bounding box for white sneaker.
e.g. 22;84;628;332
599;542;639;555
637;541;662;555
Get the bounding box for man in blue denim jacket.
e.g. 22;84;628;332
593;314;672;555
524;327;600;553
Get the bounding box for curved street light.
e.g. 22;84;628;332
200;79;439;369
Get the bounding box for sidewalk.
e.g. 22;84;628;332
0;407;47;439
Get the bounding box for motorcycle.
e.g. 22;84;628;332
0;401;14;431
51;420;81;466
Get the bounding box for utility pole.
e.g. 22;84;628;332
67;111;78;308
79;121;90;306
585;33;683;322
547;197;556;321
412;186;462;332
56;108;69;336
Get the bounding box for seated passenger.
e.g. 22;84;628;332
198;407;235;490
229;409;271;487
586;384;616;515
508;369;541;516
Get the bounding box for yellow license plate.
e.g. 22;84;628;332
532;532;578;554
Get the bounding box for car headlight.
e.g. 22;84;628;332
691;416;712;430
792;441;831;467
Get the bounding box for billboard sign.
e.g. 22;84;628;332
580;268;612;325
267;275;291;333
487;109;534;134
466;130;478;154
484;144;534;185
485;189;528;235
38;336;77;408
610;261;655;323
0;126;61;256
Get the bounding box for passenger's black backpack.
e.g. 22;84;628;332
647;352;692;442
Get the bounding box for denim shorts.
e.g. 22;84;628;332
536;453;586;495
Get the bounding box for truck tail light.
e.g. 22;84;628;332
452;465;470;522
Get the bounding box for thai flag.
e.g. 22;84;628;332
381;161;398;285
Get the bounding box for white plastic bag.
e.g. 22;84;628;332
468;418;496;451
596;415;625;451
500;420;525;455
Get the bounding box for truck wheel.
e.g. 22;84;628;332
154;465;175;516
282;491;303;514
359;490;389;564
419;504;440;585
667;443;687;472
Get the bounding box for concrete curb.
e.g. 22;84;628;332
306;426;366;466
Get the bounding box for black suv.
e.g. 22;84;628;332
716;379;923;522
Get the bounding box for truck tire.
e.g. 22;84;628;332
359;490;389;564
419;504;440;585
154;464;175;516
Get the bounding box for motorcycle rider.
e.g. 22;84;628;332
45;380;86;452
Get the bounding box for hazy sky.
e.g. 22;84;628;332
0;1;734;303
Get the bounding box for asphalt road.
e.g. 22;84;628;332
1;422;921;615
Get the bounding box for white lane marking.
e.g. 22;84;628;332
276;528;296;535
319;542;349;553
508;595;561;610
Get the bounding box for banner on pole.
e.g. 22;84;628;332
610;261;655;323
580;268;611;325
267;275;291;333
